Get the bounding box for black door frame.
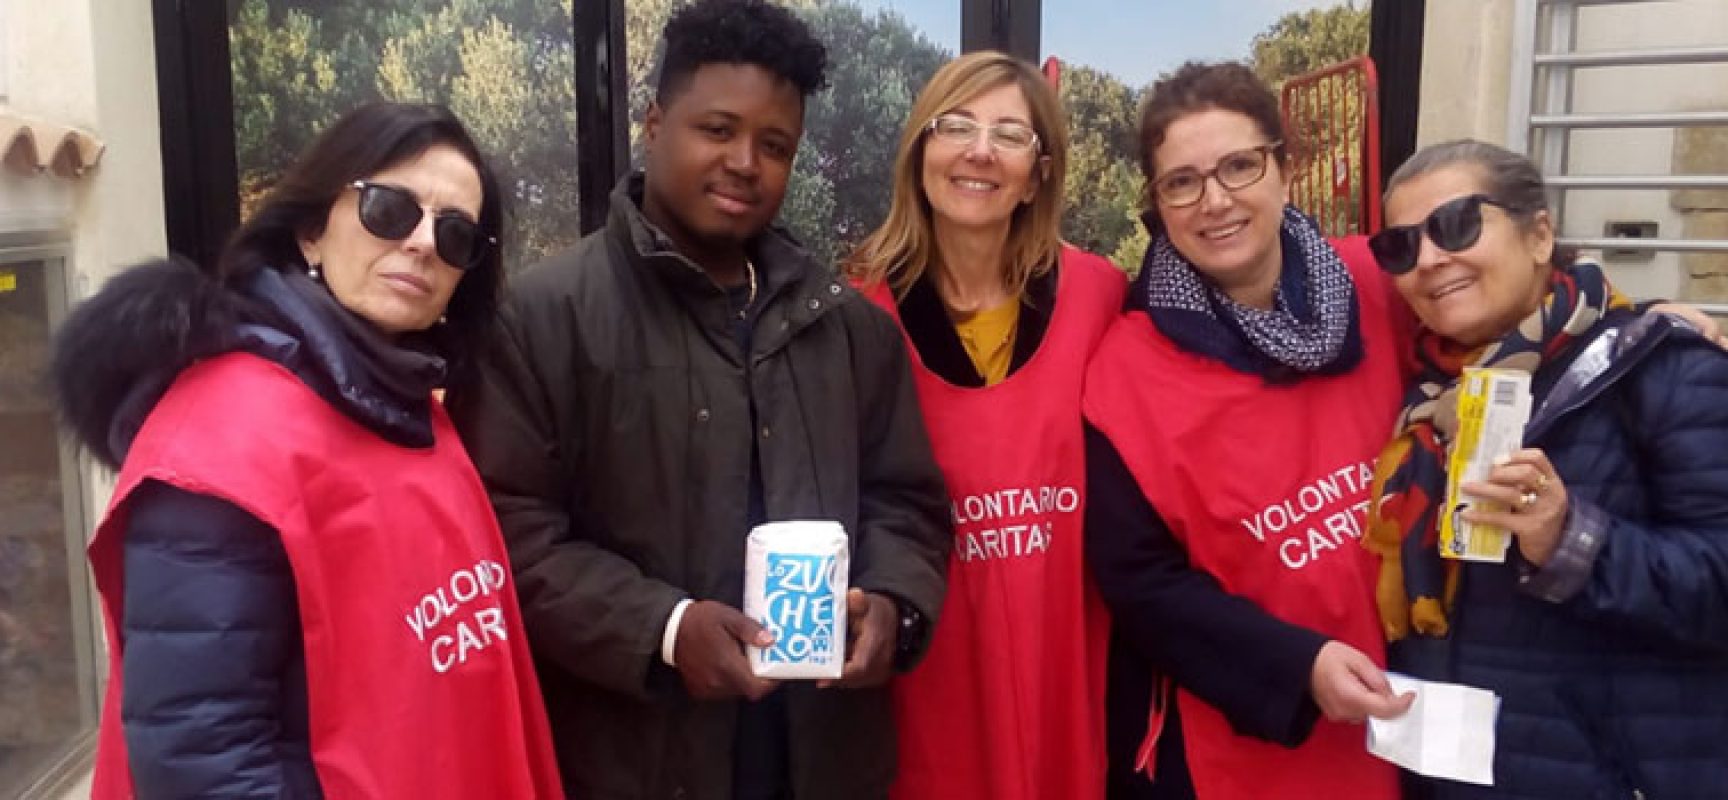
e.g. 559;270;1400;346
151;1;1421;256
1371;0;1426;181
151;0;240;270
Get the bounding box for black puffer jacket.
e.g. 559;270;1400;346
52;259;440;798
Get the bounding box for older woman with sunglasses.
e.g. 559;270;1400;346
53;102;561;798
848;51;1125;800
1366;139;1728;799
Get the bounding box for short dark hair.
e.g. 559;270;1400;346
218;102;505;379
654;0;828;105
1137;61;1289;210
1385;138;1577;268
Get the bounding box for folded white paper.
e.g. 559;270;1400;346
1367;673;1500;786
743;520;849;679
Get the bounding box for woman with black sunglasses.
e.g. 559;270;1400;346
1366;139;1728;799
1082;60;1412;800
52;102;561;798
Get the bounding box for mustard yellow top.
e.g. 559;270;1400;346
952;299;1021;386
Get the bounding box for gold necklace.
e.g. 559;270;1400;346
738;258;758;320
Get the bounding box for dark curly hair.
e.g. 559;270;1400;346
1137;62;1289;218
654;0;828;105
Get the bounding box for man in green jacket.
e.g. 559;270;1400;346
447;1;951;797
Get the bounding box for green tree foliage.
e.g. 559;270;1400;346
623;0;679;156
229;0;346;209
229;0;579;267
1249;2;1371;88
793;3;949;265
236;0;1269;274
1057;65;1143;271
1109;221;1150;277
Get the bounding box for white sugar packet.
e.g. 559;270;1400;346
1367;673;1500;786
743;521;849;679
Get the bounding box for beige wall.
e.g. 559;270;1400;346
6;0;167;281
5;0;165;519
1418;0;1728;302
56;773;89;800
2;0;166;796
1416;0;1517;145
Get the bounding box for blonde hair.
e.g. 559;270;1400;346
847;51;1069;299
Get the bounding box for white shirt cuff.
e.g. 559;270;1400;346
661;599;694;667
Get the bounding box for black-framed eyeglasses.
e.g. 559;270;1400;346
1151;141;1282;208
348;180;494;271
925;114;1041;154
1368;193;1519;275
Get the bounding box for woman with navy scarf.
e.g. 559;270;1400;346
1081;61;1412;800
1367;139;1728;799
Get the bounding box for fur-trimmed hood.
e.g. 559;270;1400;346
51;258;249;469
52;258;446;469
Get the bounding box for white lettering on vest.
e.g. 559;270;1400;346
1238;464;1375;571
949;485;1078;563
405;559;512;673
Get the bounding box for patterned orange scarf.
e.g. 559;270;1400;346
1364;262;1630;641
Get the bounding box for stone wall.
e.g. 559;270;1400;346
1673;125;1728;304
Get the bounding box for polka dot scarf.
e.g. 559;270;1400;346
1143;206;1359;378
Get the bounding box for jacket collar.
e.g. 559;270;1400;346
236;268;443;447
1527;310;1694;442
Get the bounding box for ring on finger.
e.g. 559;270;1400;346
1518;490;1539;510
1533;473;1550;492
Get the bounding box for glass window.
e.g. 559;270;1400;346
626;0;958;267
0;0;11;102
226;0;582;269
0;251;97;798
1043;0;1371;270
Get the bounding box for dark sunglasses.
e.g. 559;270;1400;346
349;181;494;270
1369;193;1518;275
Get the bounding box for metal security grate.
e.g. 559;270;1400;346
1506;0;1728;311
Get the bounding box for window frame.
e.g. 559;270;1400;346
149;1;1424;249
0;236;101;800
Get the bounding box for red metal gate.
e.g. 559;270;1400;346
1280;56;1382;237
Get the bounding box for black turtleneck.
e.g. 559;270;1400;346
891;263;1059;387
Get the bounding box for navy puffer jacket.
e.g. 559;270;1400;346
1396;311;1728;800
120;479;319;798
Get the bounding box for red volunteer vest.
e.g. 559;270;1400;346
87;354;562;799
869;248;1126;800
1082;239;1403;800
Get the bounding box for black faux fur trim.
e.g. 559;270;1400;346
51;257;242;468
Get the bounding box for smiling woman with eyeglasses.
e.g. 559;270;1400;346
1366;139;1728;799
847;51;1126;800
50;102;561;799
1080;61;1411;800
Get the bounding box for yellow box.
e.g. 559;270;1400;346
1440;368;1532;562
